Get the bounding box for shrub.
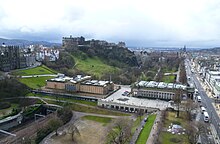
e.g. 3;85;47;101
35;125;53;144
57;106;73;124
170;137;181;143
0;102;11;110
172;121;181;125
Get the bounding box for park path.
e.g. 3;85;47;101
130;114;148;144
146;111;161;144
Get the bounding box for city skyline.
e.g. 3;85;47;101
0;0;220;48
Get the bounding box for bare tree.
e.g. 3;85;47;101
182;99;198;121
68;121;80;142
48;117;63;136
106;118;132;144
135;109;144;123
173;89;182;118
185;121;208;144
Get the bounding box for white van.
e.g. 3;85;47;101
197;96;202;102
195;89;199;95
203;112;209;122
201;107;206;114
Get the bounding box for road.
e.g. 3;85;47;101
185;59;220;141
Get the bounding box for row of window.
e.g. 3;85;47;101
134;90;175;99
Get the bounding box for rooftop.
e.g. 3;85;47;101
209;71;220;76
101;86;170;110
81;80;112;86
47;74;91;83
136;81;187;90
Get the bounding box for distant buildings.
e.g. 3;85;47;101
62;35;126;49
0;45;36;71
193;54;220;97
46;74;114;95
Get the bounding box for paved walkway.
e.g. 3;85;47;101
146;111;161;144
130;114;148;144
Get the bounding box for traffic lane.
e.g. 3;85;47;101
193;74;220;138
197;110;213;144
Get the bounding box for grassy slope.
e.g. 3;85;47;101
136;114;156;144
27;93;97;106
19;76;55;89
81;115;112;125
44;99;130;116
12;65;56;76
73;53;119;78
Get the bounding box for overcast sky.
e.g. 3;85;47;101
0;0;220;48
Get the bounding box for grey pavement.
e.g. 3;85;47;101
146;111;161;144
130;114;148;144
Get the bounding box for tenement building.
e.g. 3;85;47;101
0;45;20;71
132;81;194;100
46;74;114;95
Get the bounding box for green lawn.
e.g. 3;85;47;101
162;75;176;83
164;111;187;128
73;53;119;78
136;114;156;144
159;111;189;144
19;76;55;89
162;67;178;73
160;132;188;144
81;115;112;125
27;93;97;106
0;104;19;118
12;65;56;76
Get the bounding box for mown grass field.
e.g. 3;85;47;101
19;76;55;89
81;115;113;126
73;54;119;78
136;114;156;144
12;65;56;76
162;75;176;83
159;111;189;144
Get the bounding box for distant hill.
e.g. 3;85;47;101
197;47;220;54
0;38;61;47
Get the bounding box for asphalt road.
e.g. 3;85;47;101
185;59;220;140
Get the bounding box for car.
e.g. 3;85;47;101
213;95;219;99
144;117;148;122
122;91;130;96
201;106;206;114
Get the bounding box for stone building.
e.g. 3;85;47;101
132;81;194;100
0;45;20;71
46;74;114;95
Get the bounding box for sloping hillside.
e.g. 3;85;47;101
72;52;120;78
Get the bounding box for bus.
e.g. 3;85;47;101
197;96;202;102
203;112;209;122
